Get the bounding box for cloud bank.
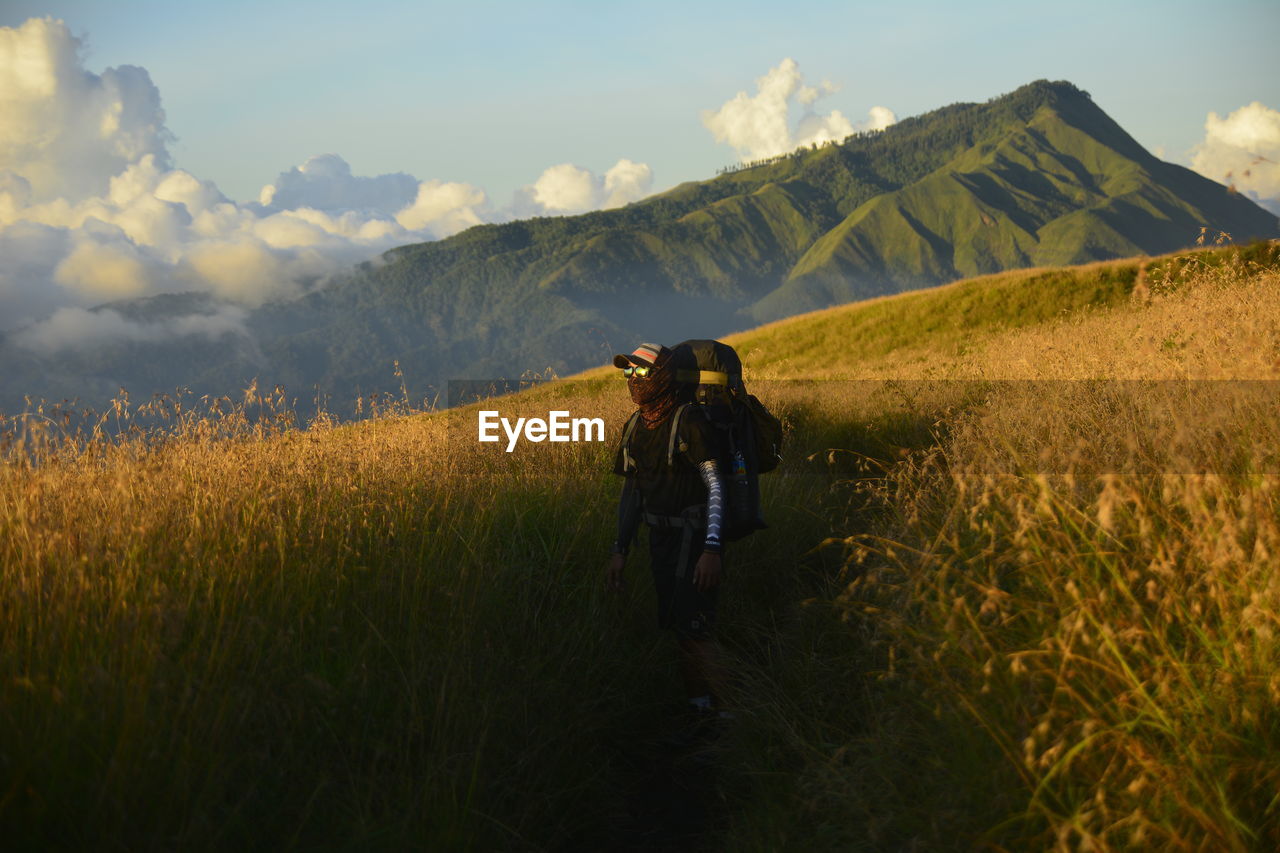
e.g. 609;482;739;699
0;17;655;348
1190;101;1280;215
11;304;250;355
701;58;896;162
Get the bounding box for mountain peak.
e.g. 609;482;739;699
1000;78;1092;106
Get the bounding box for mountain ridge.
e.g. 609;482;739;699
2;80;1275;414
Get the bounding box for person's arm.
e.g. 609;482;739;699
612;476;642;556
607;476;641;592
696;459;723;555
693;459;724;592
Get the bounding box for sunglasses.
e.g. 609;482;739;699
622;365;652;378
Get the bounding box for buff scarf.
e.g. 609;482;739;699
628;350;680;429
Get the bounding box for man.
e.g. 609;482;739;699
606;342;728;728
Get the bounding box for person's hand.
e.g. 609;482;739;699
693;551;722;592
606;552;628;593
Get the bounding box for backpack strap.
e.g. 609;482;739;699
667;403;692;467
620;410;641;472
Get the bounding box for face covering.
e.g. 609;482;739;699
628;352;679;429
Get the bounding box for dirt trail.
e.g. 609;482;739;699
607;721;723;852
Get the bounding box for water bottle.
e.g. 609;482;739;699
731;449;751;527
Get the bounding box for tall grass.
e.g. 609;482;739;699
720;245;1280;850
3;245;1277;849
0;365;867;848
2;385;635;848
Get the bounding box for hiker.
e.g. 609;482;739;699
606;342;728;727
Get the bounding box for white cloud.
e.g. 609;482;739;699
603;159;653;208
154;168;225;216
524;159;654;214
701;58;896;162
182;239;298;306
256;155;490;240
258;153;418;214
532;163;598;213
0;16;655;351
11;304;249;354
0;17;171;203
0;221;70;324
0;17;500;344
54;233;152;301
395;179;487;233
863;105;897;133
1191;101;1280;214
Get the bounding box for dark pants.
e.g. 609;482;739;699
648;525;719;639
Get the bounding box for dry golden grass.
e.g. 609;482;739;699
959;254;1280;380
0;381;655;847
1;360;852;847
2;245;1277;849
832;252;1280;850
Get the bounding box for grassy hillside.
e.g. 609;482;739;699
2;243;1278;849
754;94;1272;323
734;257;1143;377
275;81;1274;388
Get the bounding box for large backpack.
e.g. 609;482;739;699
621;339;782;541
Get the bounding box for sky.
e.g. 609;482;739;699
1;0;1278;344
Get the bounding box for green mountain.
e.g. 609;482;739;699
3;80;1275;414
